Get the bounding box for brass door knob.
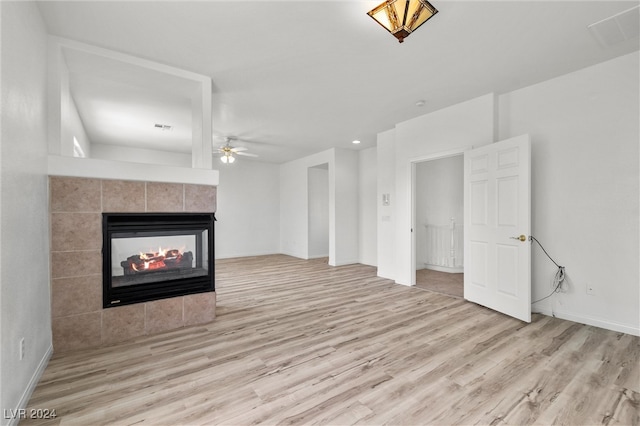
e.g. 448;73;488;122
510;235;527;242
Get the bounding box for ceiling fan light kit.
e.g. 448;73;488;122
367;0;438;43
220;153;235;164
215;136;258;164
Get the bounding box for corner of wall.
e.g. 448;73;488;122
1;1;52;420
4;346;53;426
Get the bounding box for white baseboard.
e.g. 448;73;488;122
330;259;360;267
276;250;306;260
422;264;464;274
307;254;329;259
533;307;640;336
376;270;395;281
215;250;281;260
5;345;53;426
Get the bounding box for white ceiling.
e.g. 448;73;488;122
37;1;640;164
62;46;199;153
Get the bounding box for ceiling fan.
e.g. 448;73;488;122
215;137;258;164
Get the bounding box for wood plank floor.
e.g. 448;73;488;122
415;268;464;298
24;255;639;425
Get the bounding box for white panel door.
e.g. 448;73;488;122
464;134;531;322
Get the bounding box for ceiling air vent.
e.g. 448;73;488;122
588;5;639;48
154;123;173;131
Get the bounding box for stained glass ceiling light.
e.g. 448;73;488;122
367;0;438;43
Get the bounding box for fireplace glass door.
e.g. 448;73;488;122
103;213;215;308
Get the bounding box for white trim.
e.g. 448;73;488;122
422;265;464;274
48;156;219;186
409;147;471;165
307;254;329;259
330;259;360;267
226;252;353;266
409;161;416;285
278;250;306;260
215;250;287;260
533;307;640;337
49;36;209;83
6;345;53;426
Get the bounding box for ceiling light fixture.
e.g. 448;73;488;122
352;140;361;144
367;0;438;43
220;152;235;164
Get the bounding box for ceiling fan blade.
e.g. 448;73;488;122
236;152;258;157
231;146;248;152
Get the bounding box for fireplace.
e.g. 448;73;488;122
102;213;215;308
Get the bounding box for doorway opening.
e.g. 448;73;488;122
413;154;464;298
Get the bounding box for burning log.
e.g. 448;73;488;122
121;249;193;275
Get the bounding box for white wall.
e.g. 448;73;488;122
333;149;359;265
215;160;280;259
50;40;91;159
393;94;496;285
376;129;396;279
280;150;333;260
499;51;639;335
415;155;463;269
48;36;213;170
376;54;639;335
359;147;377;267
90;143;192;167
1;2;52;422
68;96;91;157
308;165;329;258
53;43;72;156
279;148;359;266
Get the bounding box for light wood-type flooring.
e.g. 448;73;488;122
415;268;464;298
24;255;639;425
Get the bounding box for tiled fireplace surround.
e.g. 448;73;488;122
50;176;217;352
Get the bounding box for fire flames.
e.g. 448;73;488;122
130;247;184;272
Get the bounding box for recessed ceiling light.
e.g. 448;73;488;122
415;100;426;107
352;140;361;144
